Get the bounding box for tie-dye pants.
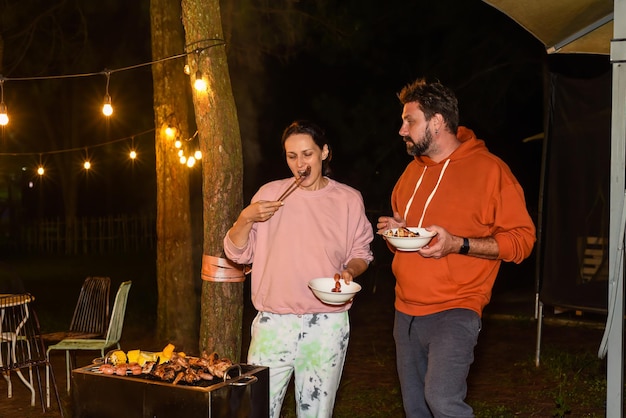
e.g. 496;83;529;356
247;311;350;418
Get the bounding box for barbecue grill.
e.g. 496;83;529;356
72;363;269;418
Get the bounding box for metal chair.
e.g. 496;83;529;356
46;280;131;406
41;276;111;343
0;294;64;417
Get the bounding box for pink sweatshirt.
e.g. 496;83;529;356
224;178;374;315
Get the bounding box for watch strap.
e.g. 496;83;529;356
459;237;470;255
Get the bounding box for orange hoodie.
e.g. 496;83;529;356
390;127;536;317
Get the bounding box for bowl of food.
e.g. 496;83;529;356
382;227;436;251
308;277;362;305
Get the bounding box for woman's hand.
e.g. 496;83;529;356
238;200;283;224
341;259;369;284
228;200;283;247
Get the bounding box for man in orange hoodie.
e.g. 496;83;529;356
377;78;536;417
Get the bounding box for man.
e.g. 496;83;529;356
377;78;536;417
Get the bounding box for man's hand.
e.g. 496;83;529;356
377;211;405;234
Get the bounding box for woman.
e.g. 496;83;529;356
223;120;374;418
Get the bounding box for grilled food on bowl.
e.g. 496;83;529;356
308;277;362;305
382;227;436;251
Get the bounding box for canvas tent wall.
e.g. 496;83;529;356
482;0;625;415
540;55;611;314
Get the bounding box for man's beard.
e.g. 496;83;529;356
404;128;433;157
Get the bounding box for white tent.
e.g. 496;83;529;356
483;0;625;415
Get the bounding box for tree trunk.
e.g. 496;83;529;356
181;0;244;361
150;0;198;352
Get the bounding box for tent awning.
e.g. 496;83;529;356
483;0;613;54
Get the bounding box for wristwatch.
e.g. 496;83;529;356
459;237;470;255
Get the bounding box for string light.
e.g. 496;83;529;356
129;137;137;159
102;71;113;116
191;48;208;92
171;130;201;168
0;128;156;178
194;70;207;92
0;39;226;173
0;103;8;126
83;149;91;170
0;38;224;130
0;78;8;126
37;154;44;176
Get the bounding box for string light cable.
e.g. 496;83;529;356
0;38;225;83
0;38;225;171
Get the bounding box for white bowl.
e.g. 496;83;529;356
308;277;362;305
382;227;436;251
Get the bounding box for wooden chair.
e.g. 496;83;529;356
42;276;111;343
45;281;131;406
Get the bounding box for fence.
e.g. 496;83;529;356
18;214;156;255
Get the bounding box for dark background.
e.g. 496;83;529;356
0;0;553;293
0;0;546;215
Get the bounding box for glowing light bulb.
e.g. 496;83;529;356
129;150;137;159
194;70;207;91
165;126;175;137
0;102;8;126
175;140;182;148
37;166;44;176
177;149;184;157
84;161;91;170
186;156;196;167
194;150;202;160
102;94;113;116
179;155;187;164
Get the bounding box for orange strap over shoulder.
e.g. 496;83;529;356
201;254;247;283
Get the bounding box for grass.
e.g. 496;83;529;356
537;346;606;417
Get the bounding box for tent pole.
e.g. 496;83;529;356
533;62;552;368
606;0;626;414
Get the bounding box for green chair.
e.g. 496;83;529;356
45;280;131;406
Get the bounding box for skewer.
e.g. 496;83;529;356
277;166;311;201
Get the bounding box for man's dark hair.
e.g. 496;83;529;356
398;79;459;133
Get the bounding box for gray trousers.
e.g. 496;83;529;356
394;308;481;418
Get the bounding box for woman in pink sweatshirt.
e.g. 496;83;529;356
224;120;374;418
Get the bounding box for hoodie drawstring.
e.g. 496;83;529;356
403;159;451;227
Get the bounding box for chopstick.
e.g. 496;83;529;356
277;166;311;202
277;176;306;201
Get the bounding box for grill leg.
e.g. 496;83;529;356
65;350;71;393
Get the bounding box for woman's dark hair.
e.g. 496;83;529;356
397;78;459;134
281;120;333;176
